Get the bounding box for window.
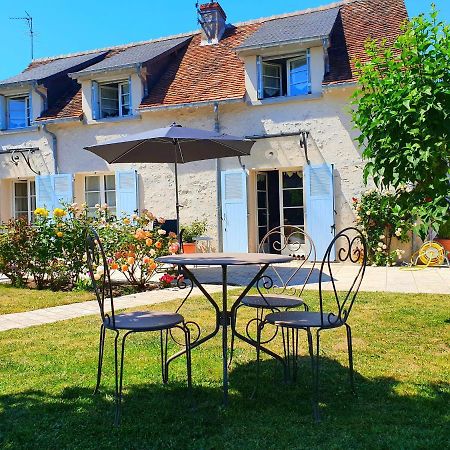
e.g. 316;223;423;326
85;175;116;217
7;95;31;129
260;51;310;99
13;180;36;222
99;81;130;118
280;171;304;229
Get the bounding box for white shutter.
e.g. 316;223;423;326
53;174;73;208
0;95;6;130
115;170;138;218
256;56;263;100
35;175;55;211
91;81;100;120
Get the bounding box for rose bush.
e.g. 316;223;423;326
353;189;413;266
0;204;179;291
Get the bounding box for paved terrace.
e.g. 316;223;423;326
0;265;448;332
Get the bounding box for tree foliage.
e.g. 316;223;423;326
351;6;449;239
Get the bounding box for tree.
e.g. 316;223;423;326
351;5;449;239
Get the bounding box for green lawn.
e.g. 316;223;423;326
0;290;448;449
0;284;94;315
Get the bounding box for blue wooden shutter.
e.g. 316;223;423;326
221;170;248;252
53;174;73;208
115;170;138;218
91;81;99;120
304;163;335;260
0;95;6;130
256;56;263;100
35;175;55;211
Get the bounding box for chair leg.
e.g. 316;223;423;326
161;330;169;384
184;325;192;389
313;329;321;422
114;331;131;427
94;324;105;394
345;323;355;394
253;320;264;398
228;304;241;368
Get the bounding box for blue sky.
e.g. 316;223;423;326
0;0;447;80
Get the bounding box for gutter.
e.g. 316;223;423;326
322;80;357;90
139;97;244;112
35;116;83;125
235;34;329;53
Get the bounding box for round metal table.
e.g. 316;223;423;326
156;252;293;404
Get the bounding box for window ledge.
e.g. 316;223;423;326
0;125;39;136
86;114;141;125
248;92;322;107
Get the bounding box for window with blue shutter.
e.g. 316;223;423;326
304;163;335;261
115;170;138;218
36;175;55;211
221;170;249;252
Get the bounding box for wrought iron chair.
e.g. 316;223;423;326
256;227;367;420
229;225;317;367
85;228;192;426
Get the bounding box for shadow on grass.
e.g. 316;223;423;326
0;356;448;449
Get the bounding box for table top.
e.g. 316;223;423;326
156;252;293;266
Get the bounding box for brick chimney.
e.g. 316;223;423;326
198;2;227;45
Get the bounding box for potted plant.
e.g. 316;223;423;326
435;218;450;253
181;220;207;254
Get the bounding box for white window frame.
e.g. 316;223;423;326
7;94;31;129
262;62;282;98
99;80;130;119
84;174;116;216
278;169;305;231
286;52;311;97
12;179;36;222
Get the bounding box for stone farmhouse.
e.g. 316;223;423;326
0;0;408;257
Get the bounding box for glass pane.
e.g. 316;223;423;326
15;212;28;220
263;76;281;89
105;191;116;207
263;86;281;98
85;176;100;192
259;226;267;243
30;181;36;196
100;84;119;117
30;194;36;213
258;210;268;227
86;191;101;207
283;190;303;207
263;64;280;78
121;82;130;95
14;182;27;197
15;197;28;212
257;191;267;208
282;171;303;189
104;175;115;190
256;174;267;191
283;208;304;226
8;97;27;128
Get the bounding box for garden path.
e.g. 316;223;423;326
0;265;448;332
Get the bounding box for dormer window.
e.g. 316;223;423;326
99;81;130;119
7;94;31;129
258;51;311;99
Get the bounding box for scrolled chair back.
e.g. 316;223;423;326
318;227;367;327
85;227;115;328
257;225;317;297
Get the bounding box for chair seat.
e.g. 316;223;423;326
241;294;304;309
104;311;184;331
265;311;344;329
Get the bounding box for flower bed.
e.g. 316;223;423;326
0;204;179;291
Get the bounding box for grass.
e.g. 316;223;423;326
0;290;448;449
0;284;95;315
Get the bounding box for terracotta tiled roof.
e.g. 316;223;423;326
140;24;260;108
26;0;407;120
323;0;408;84
36;87;83;121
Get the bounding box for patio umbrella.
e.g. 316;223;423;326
84;123;255;235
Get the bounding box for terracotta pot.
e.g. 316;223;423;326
182;242;197;254
435;238;450;254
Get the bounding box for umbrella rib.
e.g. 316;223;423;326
110;139;149;164
176;139;185;164
209;139;254;156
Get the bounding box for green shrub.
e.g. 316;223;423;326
181;220;207;243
